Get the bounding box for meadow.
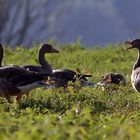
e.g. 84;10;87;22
0;41;140;140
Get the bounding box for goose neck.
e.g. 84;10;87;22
38;49;52;74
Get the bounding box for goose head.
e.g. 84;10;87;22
125;39;140;50
40;44;59;53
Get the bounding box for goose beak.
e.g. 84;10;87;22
97;82;106;86
125;41;133;50
51;47;60;53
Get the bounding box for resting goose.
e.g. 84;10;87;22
98;73;126;86
52;69;94;88
23;44;59;74
0;65;52;103
98;73;126;92
125;39;140;93
23;44;94;88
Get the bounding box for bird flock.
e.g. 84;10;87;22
0;39;140;103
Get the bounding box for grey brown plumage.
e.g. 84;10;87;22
0;44;52;102
125;39;140;93
98;73;126;92
0;65;52;103
53;69;93;88
23;44;94;88
98;73;126;86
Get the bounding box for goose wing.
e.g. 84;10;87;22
0;65;52;86
53;69;92;81
22;65;45;73
53;69;77;81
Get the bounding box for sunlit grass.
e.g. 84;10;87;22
0;42;140;140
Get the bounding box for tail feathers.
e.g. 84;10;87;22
77;74;92;79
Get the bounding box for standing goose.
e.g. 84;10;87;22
0;44;52;102
23;44;59;74
0;65;52;103
125;39;140;92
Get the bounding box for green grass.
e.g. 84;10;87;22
0;42;140;140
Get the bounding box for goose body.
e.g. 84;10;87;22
53;69;94;88
125;39;140;93
131;68;140;91
98;73;126;86
0;65;51;102
22;44;94;88
0;44;53;102
98;73;126;92
23;44;59;74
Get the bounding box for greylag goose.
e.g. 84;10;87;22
0;44;52;102
23;44;59;74
52;69;94;88
23;44;94;88
0;65;52;103
98;73;126;86
98;73;126;92
125;39;140;93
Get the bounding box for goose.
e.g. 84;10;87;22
0;65;52;103
23;44;94;88
98;73;126;86
52;69;95;88
0;44;52;102
98;73;126;92
23;44;59;74
125;39;140;93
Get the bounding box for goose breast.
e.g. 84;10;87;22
131;69;140;92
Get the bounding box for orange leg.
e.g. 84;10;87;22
16;94;22;102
